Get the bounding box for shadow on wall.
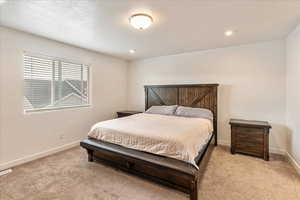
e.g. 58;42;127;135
217;84;232;143
286;127;293;155
269;123;287;153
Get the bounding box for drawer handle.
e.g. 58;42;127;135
126;161;134;168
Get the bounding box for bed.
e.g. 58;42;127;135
80;84;219;200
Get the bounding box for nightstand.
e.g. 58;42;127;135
117;111;142;118
229;119;272;161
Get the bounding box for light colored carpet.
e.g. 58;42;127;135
0;146;299;200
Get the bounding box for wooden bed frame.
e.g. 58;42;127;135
80;84;219;200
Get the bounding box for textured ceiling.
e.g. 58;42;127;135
1;0;300;60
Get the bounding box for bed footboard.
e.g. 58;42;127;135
80;134;215;200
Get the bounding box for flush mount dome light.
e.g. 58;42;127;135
129;14;153;30
225;30;234;37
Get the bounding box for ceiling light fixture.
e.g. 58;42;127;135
129;14;153;30
225;30;234;37
129;49;136;54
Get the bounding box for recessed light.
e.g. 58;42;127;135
129;49;136;54
225;30;234;37
129;14;153;30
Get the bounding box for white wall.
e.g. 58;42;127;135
0;27;128;168
0;26;4;165
286;24;300;164
0;26;292;170
127;40;287;153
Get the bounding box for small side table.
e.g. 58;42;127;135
117;111;142;118
229;119;272;161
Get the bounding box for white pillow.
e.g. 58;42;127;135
145;105;178;115
175;106;213;121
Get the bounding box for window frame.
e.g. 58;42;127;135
23;53;91;113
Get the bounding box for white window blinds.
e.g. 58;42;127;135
24;54;90;112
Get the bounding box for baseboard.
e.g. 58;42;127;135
286;151;300;175
218;140;286;155
218;140;230;146
0;140;81;171
269;147;286;155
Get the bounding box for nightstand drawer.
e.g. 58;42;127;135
235;128;264;144
233;126;264;135
236;142;263;157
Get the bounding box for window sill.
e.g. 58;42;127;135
24;104;91;114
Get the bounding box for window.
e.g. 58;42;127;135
24;54;90;112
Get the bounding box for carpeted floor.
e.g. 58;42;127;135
0;146;299;200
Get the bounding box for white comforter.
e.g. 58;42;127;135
88;113;213;168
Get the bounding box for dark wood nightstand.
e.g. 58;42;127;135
229;119;272;161
117;111;143;118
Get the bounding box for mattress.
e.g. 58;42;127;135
88;113;213;168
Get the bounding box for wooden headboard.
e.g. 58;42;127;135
144;84;219;145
